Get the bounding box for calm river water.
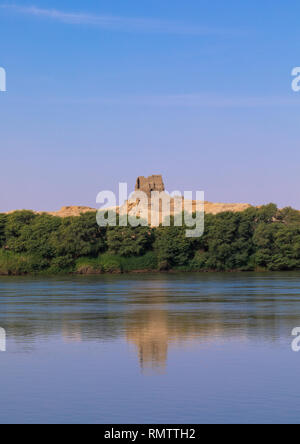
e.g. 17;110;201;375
0;272;300;424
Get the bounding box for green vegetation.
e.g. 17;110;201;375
1;204;300;275
76;252;157;274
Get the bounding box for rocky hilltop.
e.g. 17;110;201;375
48;206;96;218
45;200;251;218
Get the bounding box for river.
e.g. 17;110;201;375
0;273;300;423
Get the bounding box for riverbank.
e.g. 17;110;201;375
1;203;300;275
0;251;293;276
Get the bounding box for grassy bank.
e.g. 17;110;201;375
0;250;270;276
75;252;158;274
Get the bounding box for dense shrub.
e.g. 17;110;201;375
6;213;61;258
0;251;31;275
154;226;194;268
1;204;300;274
106;226;154;257
120;252;158;272
49;213;106;260
0;214;7;248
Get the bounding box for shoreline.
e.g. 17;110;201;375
0;267;297;277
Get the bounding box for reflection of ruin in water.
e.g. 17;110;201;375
125;306;227;373
126;308;169;372
125;291;225;373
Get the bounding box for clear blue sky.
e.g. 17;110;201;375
0;0;300;211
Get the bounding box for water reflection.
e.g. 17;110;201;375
126;305;169;372
1;273;300;372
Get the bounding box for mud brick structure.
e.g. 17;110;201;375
135;175;165;199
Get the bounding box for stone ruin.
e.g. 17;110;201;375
135;175;165;199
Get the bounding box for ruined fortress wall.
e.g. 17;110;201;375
135;175;165;198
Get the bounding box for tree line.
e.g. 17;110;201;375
1;203;300;274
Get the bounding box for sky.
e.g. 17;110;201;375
0;0;300;212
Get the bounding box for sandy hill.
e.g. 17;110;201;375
11;201;251;219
